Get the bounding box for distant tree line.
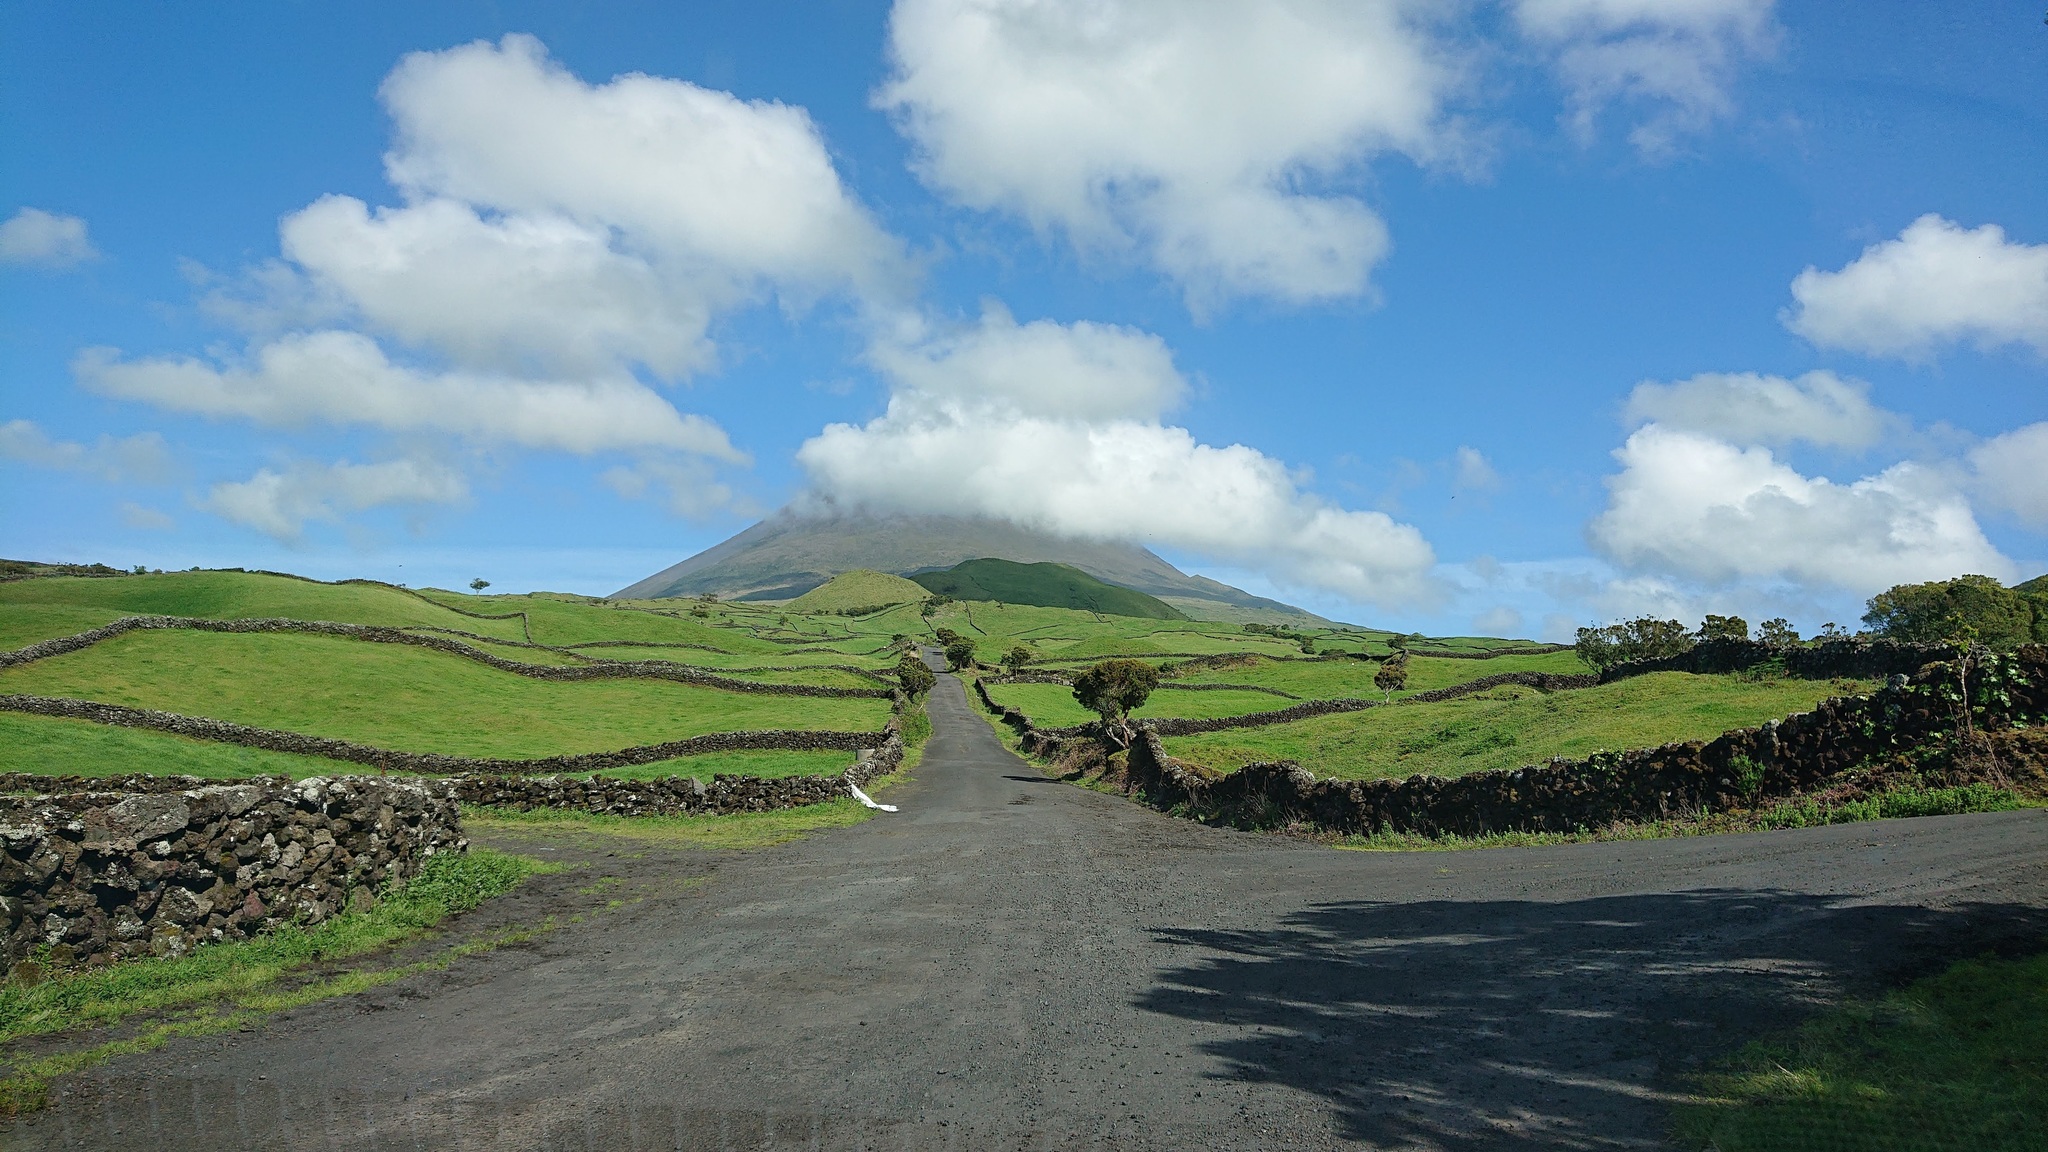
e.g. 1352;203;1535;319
1573;574;2048;672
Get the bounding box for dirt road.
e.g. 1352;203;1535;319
10;672;2046;1150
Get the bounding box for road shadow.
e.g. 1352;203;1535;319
1137;889;2046;1149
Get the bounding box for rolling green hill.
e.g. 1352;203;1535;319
785;569;930;613
909;558;1185;620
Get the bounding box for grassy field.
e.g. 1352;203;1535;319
1672;950;2048;1151
1163;650;1593;697
984;681;1306;727
784;569;928;613
1161;673;1873;780
0;629;892;758
0;571;531;642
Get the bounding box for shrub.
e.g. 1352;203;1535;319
1698;614;1749;642
943;639;977;671
1575;616;1693;671
1373;654;1409;701
1072;658;1160;746
895;655;935;697
1002;645;1033;673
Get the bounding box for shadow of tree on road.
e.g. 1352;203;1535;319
1137;890;2046;1150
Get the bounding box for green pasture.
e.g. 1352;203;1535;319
0;571;528;641
1164;650;1593;697
0;711;857;783
1673;950;2048;1152
0;629;892;759
983;681;1309;727
1161;673;1874;780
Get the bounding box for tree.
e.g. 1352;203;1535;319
1862;575;2035;650
1373;654;1409;701
896;654;935;698
1071;659;1160;747
1697;614;1747;642
944;638;977;671
1002;645;1033;674
1574;617;1693;671
469;578;490;592
933;627;962;646
1757;618;1800;647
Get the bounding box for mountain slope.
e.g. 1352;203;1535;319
785;570;929;613
613;509;1342;626
910;559;1186;620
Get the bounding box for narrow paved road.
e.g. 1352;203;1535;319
12;672;2047;1150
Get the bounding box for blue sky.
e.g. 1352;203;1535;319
3;1;2044;638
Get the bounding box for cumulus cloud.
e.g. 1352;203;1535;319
1589;424;2012;591
0;419;174;484
798;308;1437;606
877;0;1461;306
1970;422;2048;530
1513;0;1777;155
205;457;469;541
382;34;901;298
0;208;97;268
277;195;716;379
869;303;1184;422
1784;215;2048;359
1621;370;1890;449
75;331;743;461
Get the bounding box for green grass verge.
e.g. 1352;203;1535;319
1335;784;2030;851
1162;672;1874;781
0;628;892;758
1671;950;2048;1151
0;848;554;1113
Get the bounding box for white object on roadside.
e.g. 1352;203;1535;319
849;783;898;812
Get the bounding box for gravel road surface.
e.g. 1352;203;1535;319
9;671;2046;1150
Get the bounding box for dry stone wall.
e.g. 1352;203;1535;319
1597;637;1946;683
1;776;464;970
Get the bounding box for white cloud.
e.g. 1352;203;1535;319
277;195;716;379
1785;215;2048;358
1589;423;2012;592
0;419;175;484
75;331;743;462
381;34;901;298
119;503;176;531
0;208;96;268
1453;446;1500;491
1971;422;2048;530
869;303;1184;422
1513;0;1777;155
205;457;469;542
1621;370;1889;449
600;457;748;521
877;0;1462;306
1472;605;1523;635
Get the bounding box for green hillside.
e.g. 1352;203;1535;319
785;569;930;613
2017;573;2048;598
909;558;1186;620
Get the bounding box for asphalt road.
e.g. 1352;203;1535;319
10;671;2047;1150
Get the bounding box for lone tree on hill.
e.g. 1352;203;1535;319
1072;658;1160;747
896;654;935;698
944;638;977;671
469;578;490;592
1374;653;1409;701
1002;645;1033;674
